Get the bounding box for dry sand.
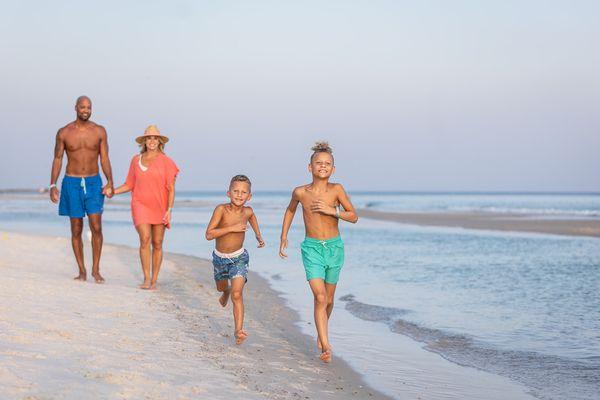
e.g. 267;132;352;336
0;231;390;400
358;209;600;238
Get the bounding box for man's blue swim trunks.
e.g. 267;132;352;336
59;174;104;218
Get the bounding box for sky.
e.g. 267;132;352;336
1;0;599;191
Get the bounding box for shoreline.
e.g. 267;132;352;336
0;230;391;400
0;229;540;399
358;209;600;238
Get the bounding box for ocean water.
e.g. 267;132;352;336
1;191;599;400
350;192;600;217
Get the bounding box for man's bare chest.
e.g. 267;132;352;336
64;131;100;152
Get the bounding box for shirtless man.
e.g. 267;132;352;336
49;96;114;283
279;142;358;363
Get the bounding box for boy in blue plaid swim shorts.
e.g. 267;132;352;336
205;175;265;344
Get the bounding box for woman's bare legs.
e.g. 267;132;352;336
150;223;166;290
136;224;152;289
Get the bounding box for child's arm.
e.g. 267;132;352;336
310;184;358;223
336;184;358;223
279;188;301;258
247;209;265;248
205;205;246;240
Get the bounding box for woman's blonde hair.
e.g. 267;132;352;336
139;136;166;153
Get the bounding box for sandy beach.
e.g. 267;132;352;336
0;231;390;400
0;230;542;400
358;209;600;237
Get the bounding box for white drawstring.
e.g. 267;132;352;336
80;177;87;195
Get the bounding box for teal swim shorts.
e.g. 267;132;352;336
300;236;345;284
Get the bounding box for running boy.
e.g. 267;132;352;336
279;142;358;363
206;175;265;344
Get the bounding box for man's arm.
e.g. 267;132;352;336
49;129;65;203
98;127;114;197
279;188;301;258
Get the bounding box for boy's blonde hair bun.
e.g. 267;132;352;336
310;141;334;163
311;141;333;154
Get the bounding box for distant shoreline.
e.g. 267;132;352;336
3;190;599;237
2;188;600;195
358;209;600;238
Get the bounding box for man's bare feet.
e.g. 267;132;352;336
320;347;332;363
73;273;87;281
139;281;151;290
235;329;248;345
219;289;230;307
92;272;105;284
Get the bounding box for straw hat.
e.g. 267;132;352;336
135;125;169;144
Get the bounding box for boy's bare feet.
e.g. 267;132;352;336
320;347;332;363
219;289;230;307
91;272;105;284
235;329;248;345
73;273;86;281
139;281;151;289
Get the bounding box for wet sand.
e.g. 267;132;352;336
358;209;600;237
0;231;390;400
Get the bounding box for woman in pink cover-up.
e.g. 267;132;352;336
114;125;179;290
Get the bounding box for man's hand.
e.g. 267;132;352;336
310;199;336;216
256;235;265;248
102;183;114;198
279;238;288;258
50;187;59;204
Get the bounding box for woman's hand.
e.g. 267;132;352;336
163;209;171;226
102;183;114;198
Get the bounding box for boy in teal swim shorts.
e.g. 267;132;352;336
279;142;358;363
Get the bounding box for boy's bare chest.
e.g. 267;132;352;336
220;209;248;226
299;191;338;211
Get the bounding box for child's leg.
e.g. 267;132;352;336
325;282;337;318
316;282;338;350
308;278;332;362
230;277;247;344
216;279;230;307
